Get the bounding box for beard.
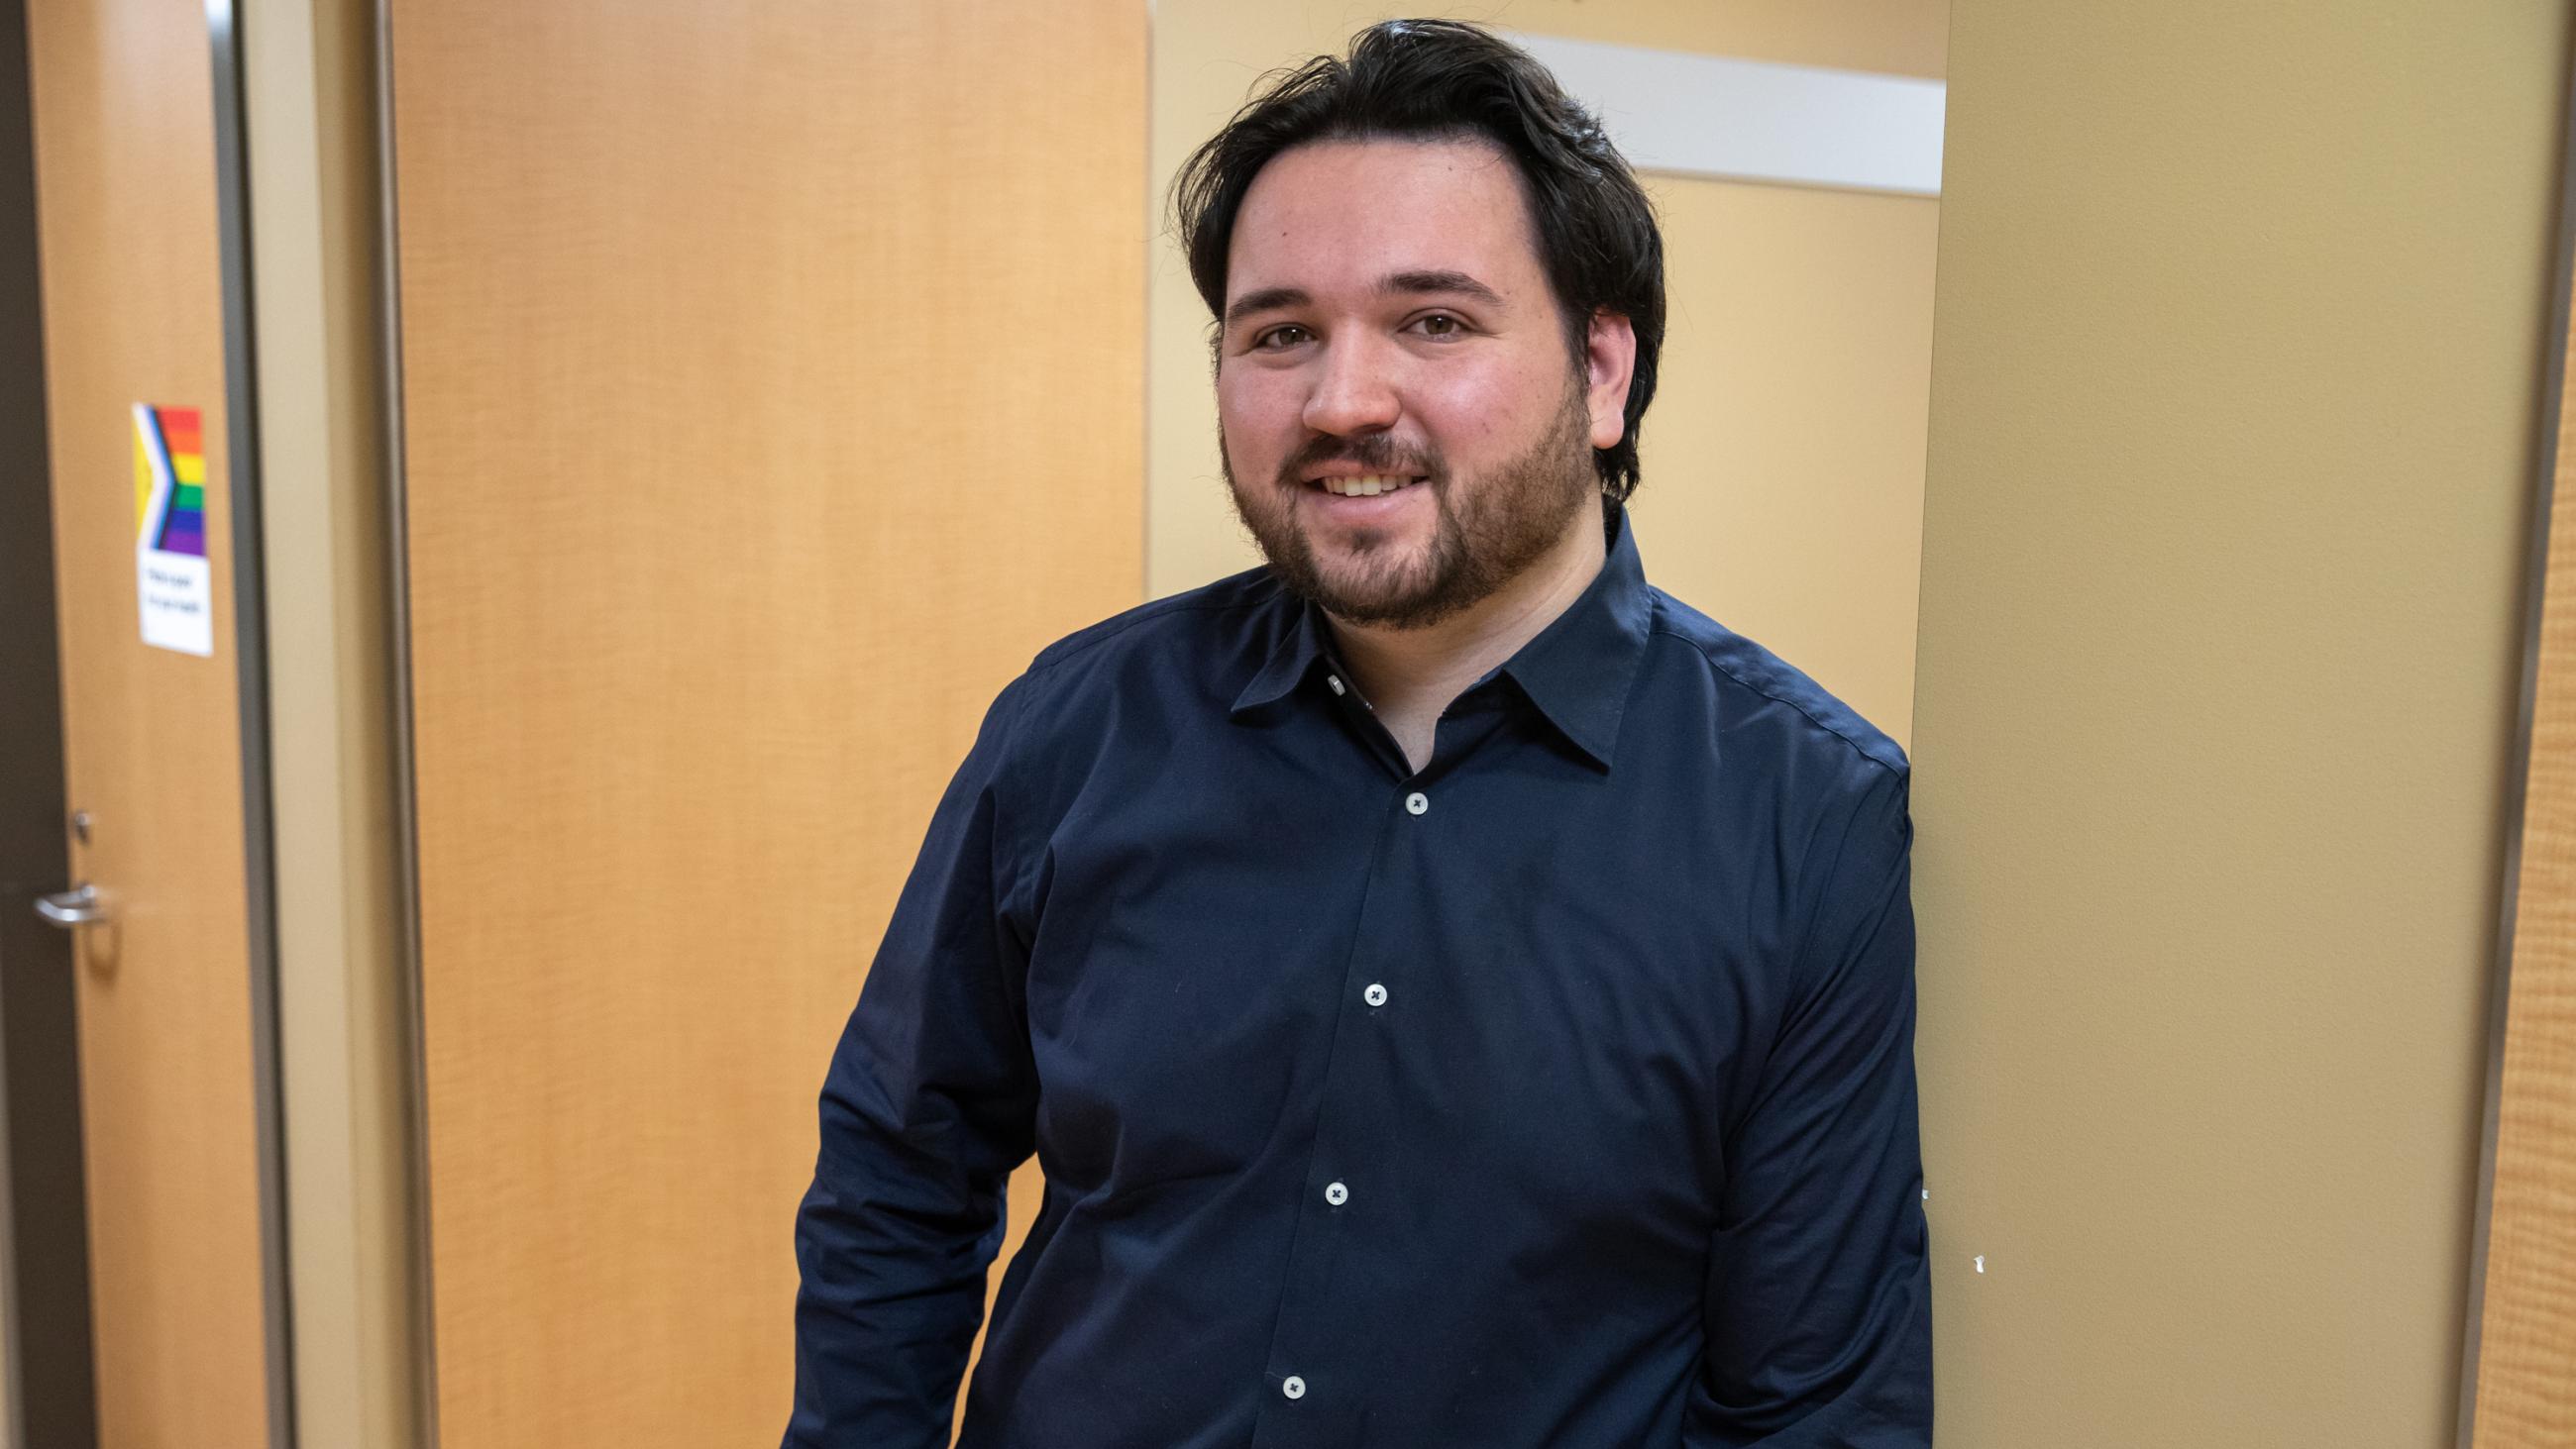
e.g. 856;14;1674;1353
1222;381;1598;631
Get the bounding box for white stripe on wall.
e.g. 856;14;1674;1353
1505;33;1946;197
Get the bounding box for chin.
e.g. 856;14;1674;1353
1315;558;1447;621
1309;538;1429;589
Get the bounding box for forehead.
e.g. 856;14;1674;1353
1225;136;1546;304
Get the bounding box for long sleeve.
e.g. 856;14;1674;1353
784;678;1040;1448
1685;763;1934;1447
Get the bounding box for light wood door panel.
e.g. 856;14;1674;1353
26;0;272;1444
385;3;1144;1443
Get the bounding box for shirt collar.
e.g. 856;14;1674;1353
1498;504;1653;771
1229;580;1337;717
1230;506;1656;774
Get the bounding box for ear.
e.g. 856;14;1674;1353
1581;310;1637;451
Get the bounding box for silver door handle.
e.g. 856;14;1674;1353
35;884;107;928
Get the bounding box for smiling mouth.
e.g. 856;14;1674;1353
1311;473;1428;497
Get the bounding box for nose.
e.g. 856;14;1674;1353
1300;333;1402;438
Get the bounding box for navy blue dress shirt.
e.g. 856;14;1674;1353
786;507;1932;1448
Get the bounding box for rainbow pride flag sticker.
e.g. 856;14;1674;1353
133;403;214;656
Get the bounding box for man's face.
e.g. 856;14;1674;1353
1215;136;1631;630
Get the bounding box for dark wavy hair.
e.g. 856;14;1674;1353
1171;18;1666;513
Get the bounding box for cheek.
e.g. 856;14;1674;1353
1410;366;1535;457
1217;370;1302;464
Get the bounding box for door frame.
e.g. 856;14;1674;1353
207;5;300;1444
0;0;100;1441
242;0;420;1441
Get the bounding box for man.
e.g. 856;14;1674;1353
787;19;1931;1447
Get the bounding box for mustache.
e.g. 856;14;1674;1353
1273;433;1443;487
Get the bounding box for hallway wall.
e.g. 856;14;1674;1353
1911;2;2566;1441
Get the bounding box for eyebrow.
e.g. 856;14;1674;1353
1225;285;1311;330
1384;269;1505;308
1222;269;1507;329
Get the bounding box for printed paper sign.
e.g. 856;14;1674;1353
133;402;213;656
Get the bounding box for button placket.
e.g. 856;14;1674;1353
1254;765;1429;1442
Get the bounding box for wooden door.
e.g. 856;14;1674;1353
25;0;277;1444
385;2;1144;1443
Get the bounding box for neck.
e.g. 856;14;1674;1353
1325;510;1609;746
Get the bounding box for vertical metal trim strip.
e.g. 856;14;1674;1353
2455;24;2576;1449
371;1;440;1443
203;1;298;1445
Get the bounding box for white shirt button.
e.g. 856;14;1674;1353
1282;1376;1307;1399
1325;1181;1348;1205
1363;983;1388;1007
1327;674;1345;696
1405;791;1428;815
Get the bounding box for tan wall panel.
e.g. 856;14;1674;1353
1149;0;1947;746
388;3;1144;1443
246;1;416;1446
1630;176;1937;746
1915;2;2564;1442
34;8;425;1441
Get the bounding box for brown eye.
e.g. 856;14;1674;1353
1254;325;1311;350
1412;313;1465;339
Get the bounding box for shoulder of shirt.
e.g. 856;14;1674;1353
983;567;1278;768
1644;585;1909;784
1018;564;1279;679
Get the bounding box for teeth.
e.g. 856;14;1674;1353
1322;473;1415;497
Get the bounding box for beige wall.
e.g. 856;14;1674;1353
1636;175;1938;745
248;1;417;1446
1148;0;1947;745
1913;3;2564;1443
